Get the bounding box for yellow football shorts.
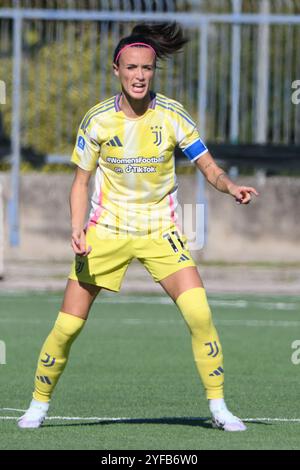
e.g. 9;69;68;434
68;224;196;292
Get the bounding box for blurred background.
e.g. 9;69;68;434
0;0;299;293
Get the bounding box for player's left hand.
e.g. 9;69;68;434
229;185;259;204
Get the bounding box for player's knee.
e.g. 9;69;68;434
176;287;213;335
184;303;213;335
52;311;86;345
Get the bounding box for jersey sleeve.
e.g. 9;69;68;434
176;107;208;163
71;115;101;171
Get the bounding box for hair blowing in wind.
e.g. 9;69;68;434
113;22;189;64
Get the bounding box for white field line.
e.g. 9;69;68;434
1;408;26;412
0;317;300;327
0;295;299;311
244;418;300;423
122;319;300;327
216;319;300;327
0;410;300;424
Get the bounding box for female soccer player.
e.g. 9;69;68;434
18;23;258;431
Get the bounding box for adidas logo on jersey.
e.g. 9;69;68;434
106;136;123;147
178;254;190;263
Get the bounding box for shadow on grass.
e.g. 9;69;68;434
42;416;211;429
41;416;271;429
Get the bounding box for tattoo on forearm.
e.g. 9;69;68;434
215;172;226;189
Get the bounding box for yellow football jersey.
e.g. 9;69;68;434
71;92;208;235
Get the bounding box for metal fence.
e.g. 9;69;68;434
1;1;300;157
1;0;300;245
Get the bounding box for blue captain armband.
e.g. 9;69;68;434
182;139;208;162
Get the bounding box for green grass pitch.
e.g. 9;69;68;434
0;291;300;450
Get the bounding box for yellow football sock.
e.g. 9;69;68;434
33;312;85;403
175;287;224;399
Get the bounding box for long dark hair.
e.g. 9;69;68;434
113;22;189;65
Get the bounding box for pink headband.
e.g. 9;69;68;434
115;42;156;64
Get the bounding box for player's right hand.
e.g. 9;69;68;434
71;229;92;256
